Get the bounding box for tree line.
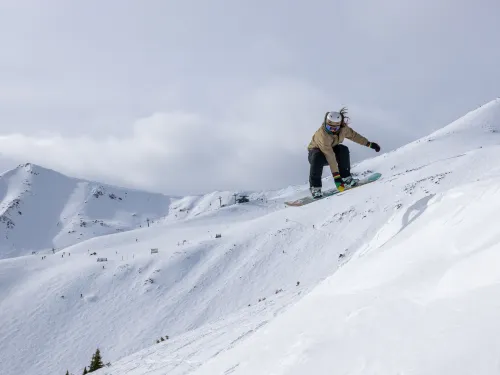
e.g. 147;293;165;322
65;348;109;375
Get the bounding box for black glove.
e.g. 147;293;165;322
367;142;380;152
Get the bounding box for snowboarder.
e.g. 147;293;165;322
307;107;381;198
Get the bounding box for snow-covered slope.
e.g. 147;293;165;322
192;179;500;375
0;163;177;259
2;99;500;375
0;164;257;259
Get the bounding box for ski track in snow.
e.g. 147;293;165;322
2;99;500;375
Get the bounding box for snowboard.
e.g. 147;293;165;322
285;172;382;207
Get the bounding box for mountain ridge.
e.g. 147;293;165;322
0;162;175;259
0;162;271;259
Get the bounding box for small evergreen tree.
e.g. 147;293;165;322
65;371;70;375
89;348;104;372
160;337;165;342
82;367;88;375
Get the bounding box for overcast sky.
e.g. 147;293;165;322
0;0;498;195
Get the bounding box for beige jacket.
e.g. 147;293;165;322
307;123;369;175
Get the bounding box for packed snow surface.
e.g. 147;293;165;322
1;99;500;375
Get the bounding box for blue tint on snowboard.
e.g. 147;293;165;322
285;173;382;207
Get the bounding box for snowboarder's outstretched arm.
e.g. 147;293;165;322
345;126;381;152
344;126;369;146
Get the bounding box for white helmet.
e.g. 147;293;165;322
326;111;342;125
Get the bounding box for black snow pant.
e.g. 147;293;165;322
308;144;351;188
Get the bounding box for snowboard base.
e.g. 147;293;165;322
285;172;382;207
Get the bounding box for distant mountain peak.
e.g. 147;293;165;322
13;162;72;179
0;165;175;259
0;162;250;260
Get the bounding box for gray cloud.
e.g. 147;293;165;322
0;0;498;194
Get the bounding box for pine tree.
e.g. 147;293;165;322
89;348;104;372
65;371;70;375
160;337;165;342
82;367;88;375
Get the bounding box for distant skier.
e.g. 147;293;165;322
307;108;381;198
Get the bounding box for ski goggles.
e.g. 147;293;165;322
325;123;341;132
